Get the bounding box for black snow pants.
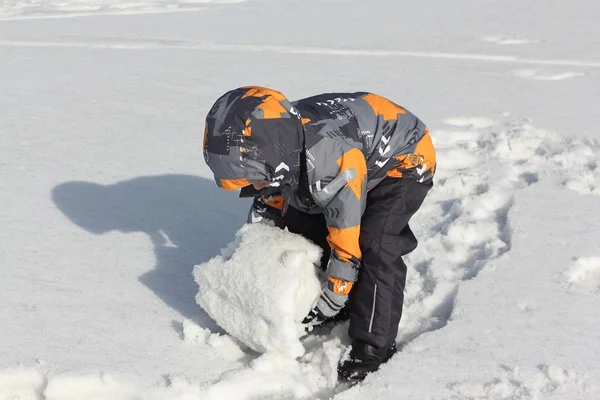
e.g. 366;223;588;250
286;178;432;349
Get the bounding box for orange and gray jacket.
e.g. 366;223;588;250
204;86;436;285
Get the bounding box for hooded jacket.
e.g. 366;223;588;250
204;86;436;286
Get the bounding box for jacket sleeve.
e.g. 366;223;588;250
247;195;285;228
309;143;368;286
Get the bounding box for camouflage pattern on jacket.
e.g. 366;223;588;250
204;86;436;286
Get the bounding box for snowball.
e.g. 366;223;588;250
193;224;323;358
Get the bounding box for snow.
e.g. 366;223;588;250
565;257;600;293
181;319;246;361
1;0;600;399
44;374;139;400
0;368;45;400
193;223;322;358
0;0;243;20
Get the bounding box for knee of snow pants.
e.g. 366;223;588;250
349;178;432;348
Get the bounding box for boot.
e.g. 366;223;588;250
337;340;397;381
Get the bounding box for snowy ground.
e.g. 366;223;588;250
1;0;600;399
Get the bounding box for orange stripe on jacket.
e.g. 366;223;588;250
241;86;286;101
336;148;367;201
241;86;288;119
220;178;250;190
327;225;362;263
388;128;436;179
326;148;367;263
415;128;436;176
243;119;252;136
362;93;406;120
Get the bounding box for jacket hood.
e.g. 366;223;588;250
203;86;304;198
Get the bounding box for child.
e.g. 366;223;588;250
203;86;435;381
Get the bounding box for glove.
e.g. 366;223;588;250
303;278;353;327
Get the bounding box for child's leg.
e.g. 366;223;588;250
349;178;432;348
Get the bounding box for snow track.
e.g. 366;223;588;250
1;37;600;69
448;364;589;400
400;119;599;345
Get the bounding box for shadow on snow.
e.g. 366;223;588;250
51;174;249;332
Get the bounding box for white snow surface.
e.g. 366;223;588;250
1;0;600;399
0;0;244;19
193;223;322;358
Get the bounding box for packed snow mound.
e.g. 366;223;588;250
193;224;323;358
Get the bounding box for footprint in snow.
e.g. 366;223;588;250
448;364;587;400
489;123;599;195
399;124;518;343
